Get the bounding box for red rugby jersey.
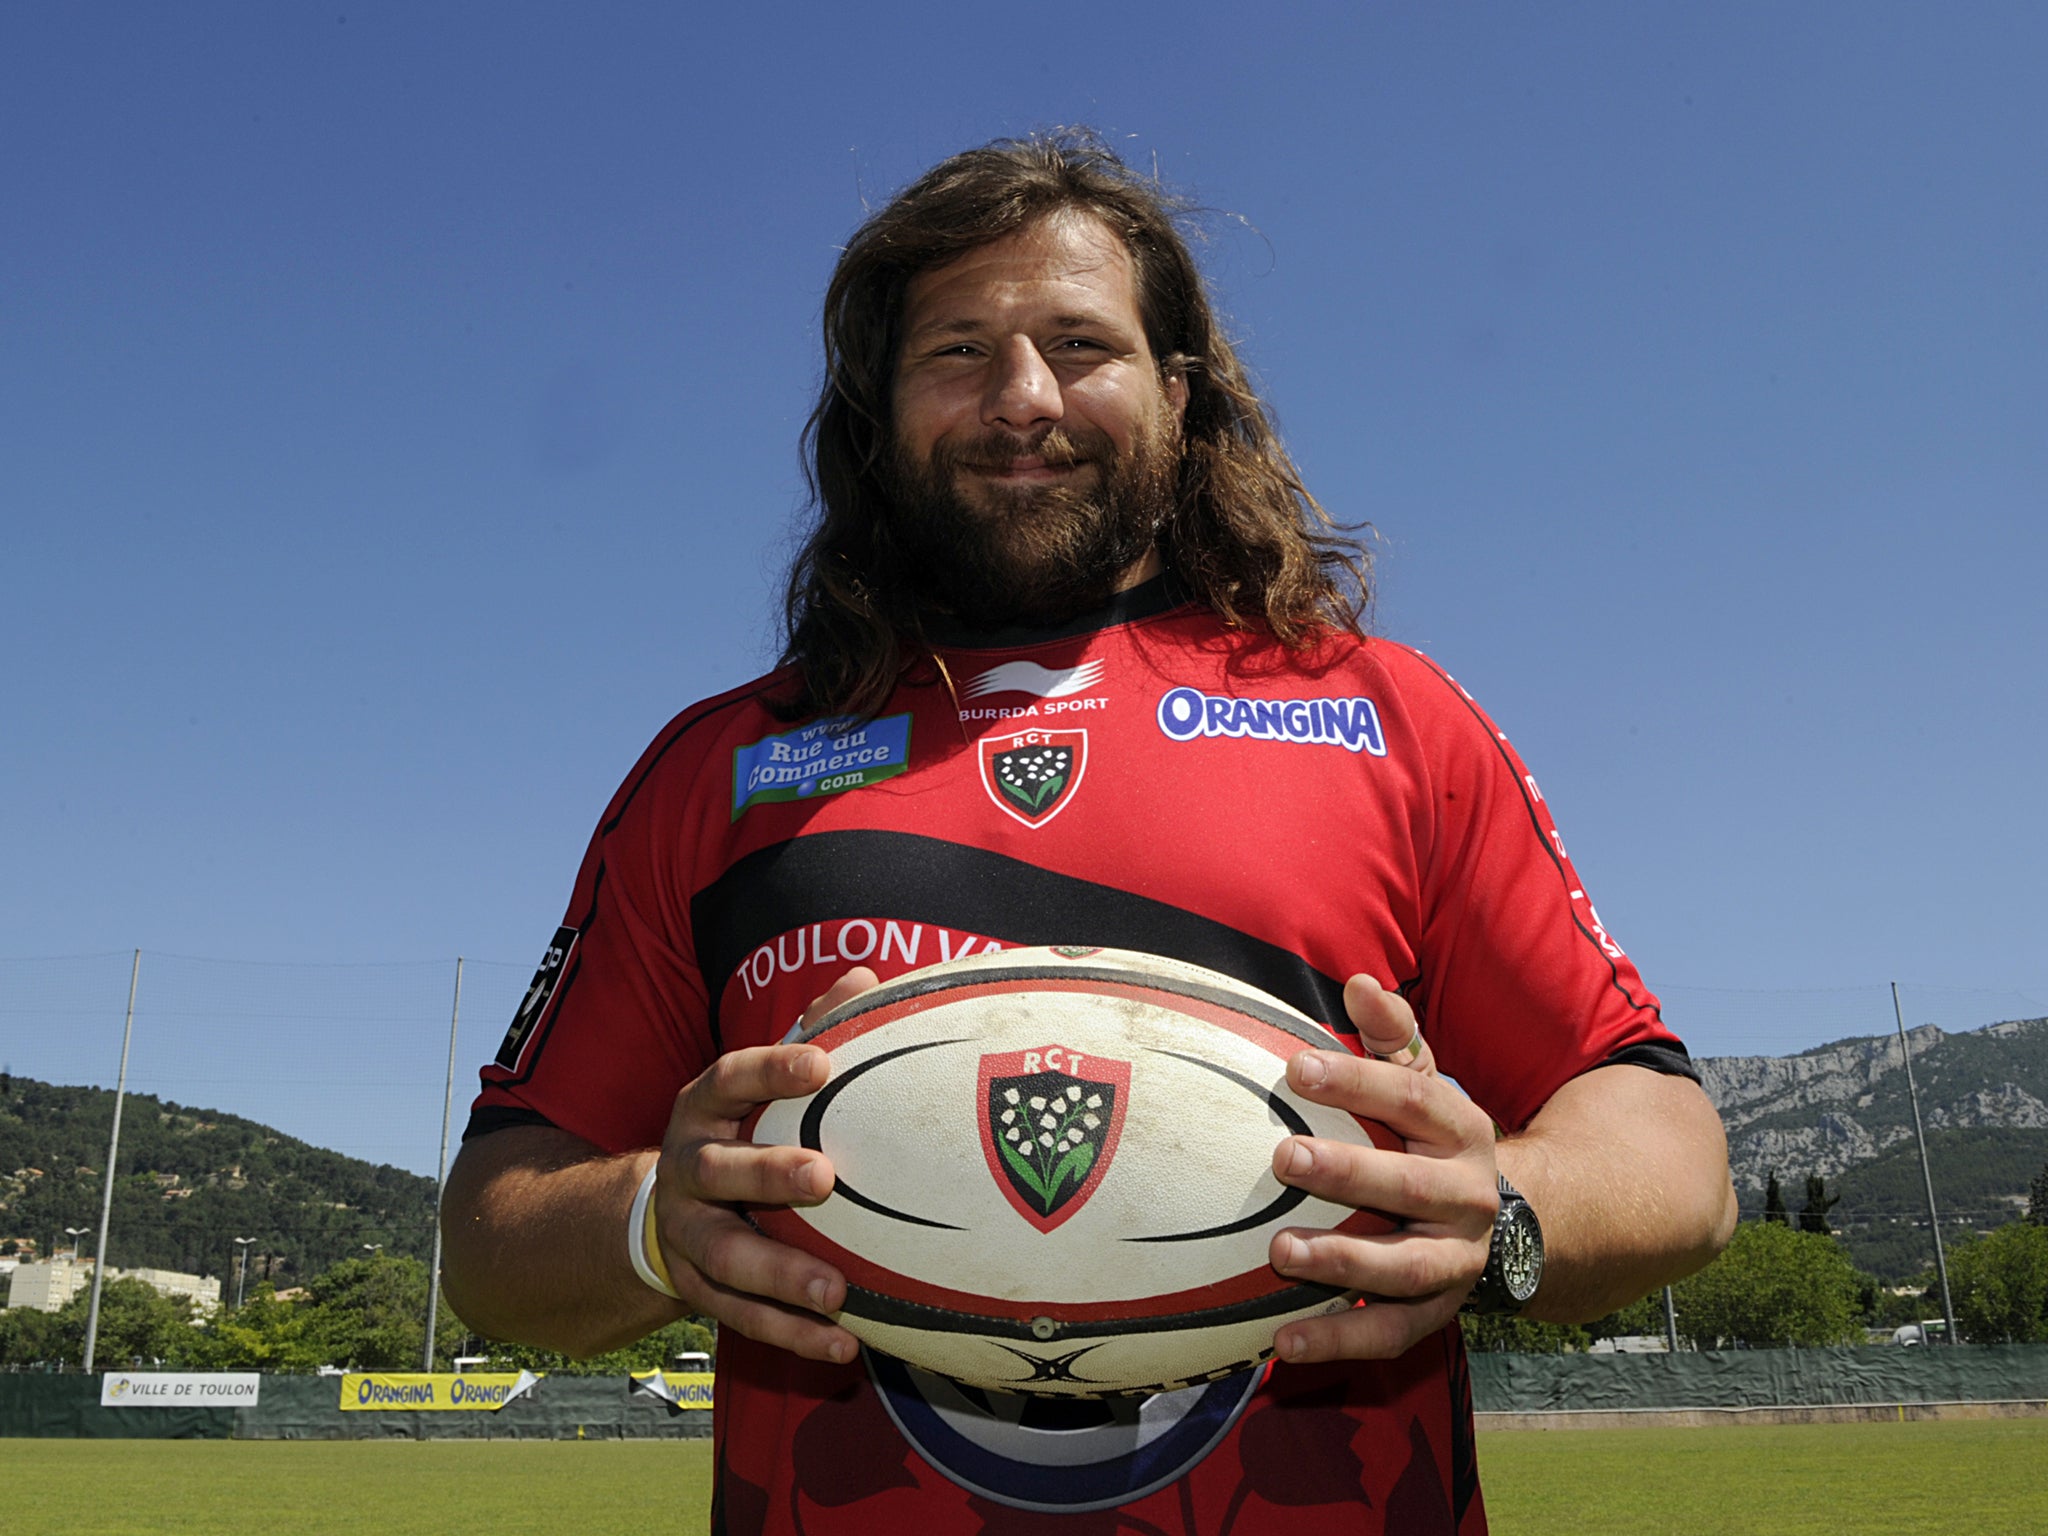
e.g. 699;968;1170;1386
471;580;1689;1535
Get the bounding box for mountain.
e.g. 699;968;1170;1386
0;1075;437;1288
1696;1016;2048;1279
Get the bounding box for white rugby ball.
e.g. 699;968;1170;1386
745;944;1396;1397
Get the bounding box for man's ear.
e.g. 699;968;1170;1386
1163;367;1190;422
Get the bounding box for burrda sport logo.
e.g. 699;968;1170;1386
963;659;1104;699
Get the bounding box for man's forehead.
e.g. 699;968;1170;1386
900;214;1139;331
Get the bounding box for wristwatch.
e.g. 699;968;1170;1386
1462;1174;1544;1315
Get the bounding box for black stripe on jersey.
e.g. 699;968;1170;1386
1390;644;1672;1034
688;829;1358;1055
462;1104;558;1141
1598;1039;1701;1084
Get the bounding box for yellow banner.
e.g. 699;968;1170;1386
339;1371;540;1412
629;1370;715;1408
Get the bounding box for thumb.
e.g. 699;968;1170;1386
1343;974;1434;1074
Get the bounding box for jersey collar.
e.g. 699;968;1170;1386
921;574;1191;652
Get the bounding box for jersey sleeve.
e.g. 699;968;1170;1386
465;705;725;1156
1387;647;1692;1132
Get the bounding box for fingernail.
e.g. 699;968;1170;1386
1274;1233;1306;1272
1282;1141;1312;1178
828;1337;855;1365
792;1161;818;1198
1295;1054;1327;1088
807;1279;832;1313
1279;1331;1305;1361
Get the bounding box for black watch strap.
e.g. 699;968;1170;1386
1463;1173;1544;1316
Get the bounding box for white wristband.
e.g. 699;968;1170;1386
627;1162;681;1300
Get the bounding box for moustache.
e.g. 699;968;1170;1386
929;426;1114;475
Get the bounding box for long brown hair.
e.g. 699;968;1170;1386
779;129;1370;720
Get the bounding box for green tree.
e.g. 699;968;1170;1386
1672;1221;1865;1348
0;1301;65;1367
1588;1292;1667;1342
1457;1314;1590;1353
180;1283;330;1371
296;1253;436;1369
84;1278;202;1367
1762;1172;1790;1225
1866;1280;1935;1330
1797;1174;1840;1236
1945;1222;2048;1344
2028;1161;2048;1226
0;1278;199;1369
471;1316;718;1375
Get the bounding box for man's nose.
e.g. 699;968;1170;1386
981;335;1062;432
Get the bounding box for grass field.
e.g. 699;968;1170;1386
2;1419;2043;1533
1477;1419;2048;1535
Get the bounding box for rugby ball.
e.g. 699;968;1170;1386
745;945;1396;1397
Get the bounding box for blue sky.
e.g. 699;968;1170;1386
4;4;2043;1161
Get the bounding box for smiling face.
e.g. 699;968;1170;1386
882;213;1190;627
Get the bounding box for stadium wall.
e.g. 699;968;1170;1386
0;1373;710;1439
1468;1344;2048;1419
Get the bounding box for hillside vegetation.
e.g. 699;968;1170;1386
0;1075;435;1285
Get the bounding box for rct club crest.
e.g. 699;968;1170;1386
978;728;1088;828
977;1049;1130;1233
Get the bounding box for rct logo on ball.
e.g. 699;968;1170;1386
1155;686;1387;755
979;1047;1129;1233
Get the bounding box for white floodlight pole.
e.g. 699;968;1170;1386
1892;983;1958;1344
233;1237;258;1310
84;950;141;1373
422;957;463;1370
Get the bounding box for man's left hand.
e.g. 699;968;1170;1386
1268;974;1501;1362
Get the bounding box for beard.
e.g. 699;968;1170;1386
880;414;1182;631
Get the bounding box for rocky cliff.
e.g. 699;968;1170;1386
1698;1016;2048;1196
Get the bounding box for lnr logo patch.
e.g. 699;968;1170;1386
978;728;1087;827
978;1047;1129;1233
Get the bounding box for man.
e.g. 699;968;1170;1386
443;132;1735;1533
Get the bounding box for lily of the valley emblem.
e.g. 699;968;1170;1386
977;1047;1130;1233
978;728;1088;828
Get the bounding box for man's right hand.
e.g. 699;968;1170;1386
647;967;878;1365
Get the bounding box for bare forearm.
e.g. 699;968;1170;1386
440;1126;684;1357
1496;1065;1737;1323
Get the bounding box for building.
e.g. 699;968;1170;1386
122;1267;222;1314
4;1254;90;1312
4;1255;220;1314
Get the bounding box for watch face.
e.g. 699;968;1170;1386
1499;1206;1544;1302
